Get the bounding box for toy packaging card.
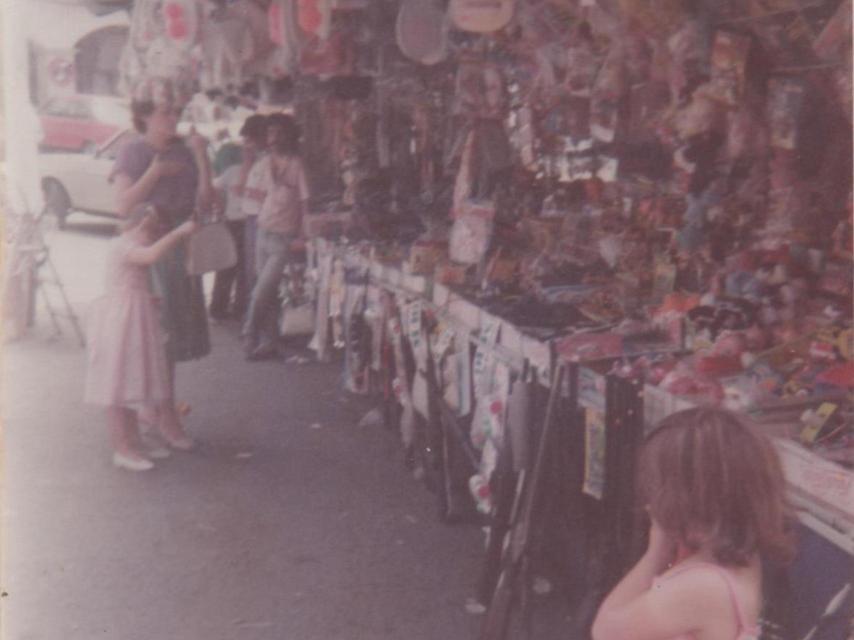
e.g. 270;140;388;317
767;78;806;150
709;30;752;106
583;407;607;500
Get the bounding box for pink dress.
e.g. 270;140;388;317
84;236;170;408
653;562;761;640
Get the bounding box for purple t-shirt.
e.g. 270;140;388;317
112;136;199;220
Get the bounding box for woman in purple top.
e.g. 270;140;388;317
111;79;210;450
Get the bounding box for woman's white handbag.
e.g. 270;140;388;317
185;221;237;275
280;301;316;336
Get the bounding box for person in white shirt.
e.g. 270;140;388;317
217;114;267;318
243;115;309;360
241;113;296;285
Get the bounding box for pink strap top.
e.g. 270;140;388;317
653;562;761;640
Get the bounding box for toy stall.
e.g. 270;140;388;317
117;0;853;637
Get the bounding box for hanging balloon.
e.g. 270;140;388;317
297;0;331;40
396;0;448;66
449;0;514;34
162;0;198;50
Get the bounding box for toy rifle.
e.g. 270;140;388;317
479;362;567;640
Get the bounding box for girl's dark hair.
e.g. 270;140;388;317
268;114;300;155
639;407;795;566
131;99;156;133
239;114;269;145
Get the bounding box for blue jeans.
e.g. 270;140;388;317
244;216;258;294
243;229;293;349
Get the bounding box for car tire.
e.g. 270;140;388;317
42;178;71;229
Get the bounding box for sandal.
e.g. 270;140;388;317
160;430;196;451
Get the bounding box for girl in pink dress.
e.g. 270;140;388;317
592;408;794;640
85;205;197;471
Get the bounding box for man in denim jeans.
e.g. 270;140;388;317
235;114;271;312
243;115;309;360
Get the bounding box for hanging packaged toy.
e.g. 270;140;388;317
454;59;505;119
767;78;806;150
123;0;199;95
268;0;302;75
449;199;495;265
708;30;751;107
199;5;254;90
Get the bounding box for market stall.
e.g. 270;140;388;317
115;0;853;637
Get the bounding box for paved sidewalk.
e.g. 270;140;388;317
1;222;489;640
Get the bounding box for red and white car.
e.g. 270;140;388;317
38;95;127;153
39;128;135;227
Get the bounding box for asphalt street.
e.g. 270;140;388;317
1;217;499;640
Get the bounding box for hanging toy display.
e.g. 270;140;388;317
449;0;514;34
162;0;199;49
396;0;448;66
297;0;331;40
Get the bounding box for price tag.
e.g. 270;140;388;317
406;300;423;351
434;325;455;360
458;330;473;416
474;317;502;399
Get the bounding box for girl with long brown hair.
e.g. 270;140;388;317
593;407;794;640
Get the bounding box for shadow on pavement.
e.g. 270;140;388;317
62;218;118;238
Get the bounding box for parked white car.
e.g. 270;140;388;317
38;129;134;227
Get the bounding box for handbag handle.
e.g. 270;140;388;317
188;132;222;224
194;201;227;225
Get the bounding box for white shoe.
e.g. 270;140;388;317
162;432;196;451
140;431;171;459
113;452;155;472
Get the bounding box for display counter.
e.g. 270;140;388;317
310;237;853;554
